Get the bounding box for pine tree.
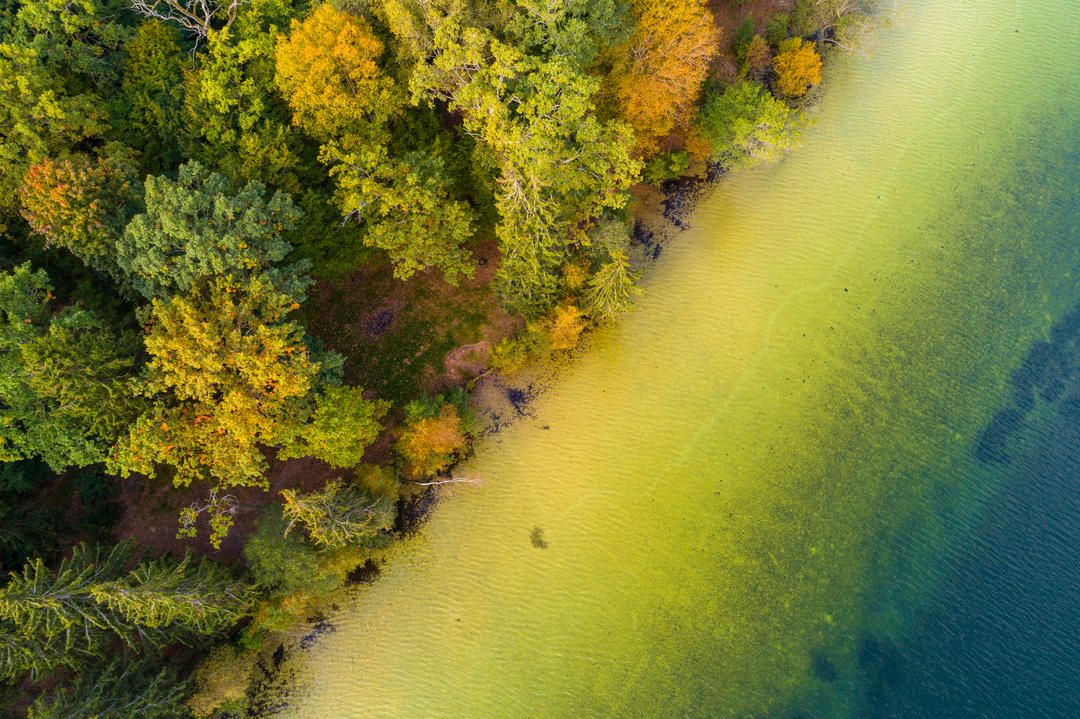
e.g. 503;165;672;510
27;658;191;719
585;250;644;321
0;542;254;681
0;543;135;669
0;623;71;681
115;161;304;301
89;552;254;635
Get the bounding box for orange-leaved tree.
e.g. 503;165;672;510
274;3;403;147
609;0;721;155
773;37;822;97
18;151;140;277
395;404;467;479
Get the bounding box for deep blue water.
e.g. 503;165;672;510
869;304;1080;718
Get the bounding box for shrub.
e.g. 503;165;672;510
642;150;691;185
187;645;257;718
396;404;467;478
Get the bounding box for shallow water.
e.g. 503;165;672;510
264;0;1080;716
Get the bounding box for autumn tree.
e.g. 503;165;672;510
773;37;822;97
396;402;467;478
111;273;320;506
0;42;104;215
281;478;396;549
744;34;771;81
274;4;403;147
0;0;132;217
608;0;720;154
18;149;141;277
116;161;303;300
696;80;808;166
545;303;587;350
0;264;143;471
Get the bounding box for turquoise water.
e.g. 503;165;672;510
260;0;1080;716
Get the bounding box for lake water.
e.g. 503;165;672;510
262;0;1080;716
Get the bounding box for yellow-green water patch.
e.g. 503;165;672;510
262;0;1080;716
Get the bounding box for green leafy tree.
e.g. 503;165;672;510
27;659;191;719
116;161;303;300
278;385;390;469
115;21;187;174
0;264;143;471
11;0;133;81
505;0;631;70
281;478;397;549
182;0;309;192
424;38;639;313
327;146;476;284
696;80;808;166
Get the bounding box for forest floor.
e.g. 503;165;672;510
116;240;520;562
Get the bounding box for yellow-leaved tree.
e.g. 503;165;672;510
609;0;721;155
274;4;403;147
773;37;822;97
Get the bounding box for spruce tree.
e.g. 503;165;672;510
89;552;254;636
27;659;191;719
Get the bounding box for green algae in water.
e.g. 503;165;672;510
262;0;1080;716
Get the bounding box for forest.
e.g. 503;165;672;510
0;0;880;714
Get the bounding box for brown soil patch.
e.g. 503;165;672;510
303;238;521;406
113;456;344;563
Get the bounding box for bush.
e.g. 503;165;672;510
243;506;337;597
396;404;468;478
732;17;755;64
545;304;587;351
766;13;790;46
187;645;257;718
641;150;691;185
